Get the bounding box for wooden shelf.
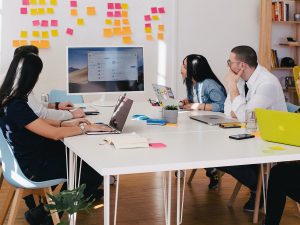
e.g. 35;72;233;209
279;42;300;47
273;20;300;24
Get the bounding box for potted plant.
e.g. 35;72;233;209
162;105;179;123
45;184;94;225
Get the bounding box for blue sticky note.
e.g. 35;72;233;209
132;114;149;120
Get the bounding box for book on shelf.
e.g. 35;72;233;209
272;1;289;22
271;49;280;68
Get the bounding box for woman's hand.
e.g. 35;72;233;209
62;118;91;127
58;101;74;110
182;103;201;110
85;124;113;132
179;98;190;108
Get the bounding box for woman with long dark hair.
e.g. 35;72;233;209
0;51;111;224
180;54;226;112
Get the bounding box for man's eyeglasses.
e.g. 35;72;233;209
227;59;241;66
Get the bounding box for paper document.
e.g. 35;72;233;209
105;134;149;149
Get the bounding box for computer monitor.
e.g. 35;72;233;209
67;46;144;94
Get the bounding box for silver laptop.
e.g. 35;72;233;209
86;95;133;135
189;115;237;126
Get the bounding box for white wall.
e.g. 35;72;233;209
0;0;260;102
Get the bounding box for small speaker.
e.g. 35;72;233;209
294;13;300;21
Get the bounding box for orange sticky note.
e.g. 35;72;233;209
87;7;96;15
30;40;40;47
20;31;28;38
12;40;20;47
146;34;153;41
122;26;132;35
40;40;50;48
105;19;112;25
19;40;28;46
30;0;37;5
157;33;164;40
51;29;59;37
70;9;77;16
123;36;132;44
42;31;49;38
122;11;128;17
47;8;54;14
50;0;57;5
30;8;38;15
152;15;159;20
77;18;84;25
103;28;113;37
114;20;121;26
32;31;40;37
38;8;45;14
145;27;152;33
121;3;128;9
158;25;165;32
113;27;122;35
122;19;129;25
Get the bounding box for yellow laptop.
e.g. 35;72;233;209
255;108;300;147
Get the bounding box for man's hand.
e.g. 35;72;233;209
70;108;85;118
225;69;243;102
58;101;74;110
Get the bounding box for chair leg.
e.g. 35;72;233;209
44;187;60;225
7;188;23;225
227;181;242;207
0;185;15;225
187;169;197;184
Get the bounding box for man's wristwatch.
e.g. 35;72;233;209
79;123;87;134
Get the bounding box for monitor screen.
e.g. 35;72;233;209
67;46;144;94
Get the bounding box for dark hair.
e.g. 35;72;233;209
183;54;226;102
0;52;43;109
231;45;258;68
14;45;39;57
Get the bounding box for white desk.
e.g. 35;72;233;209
65;102;300;225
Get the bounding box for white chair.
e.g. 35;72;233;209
0;130;66;225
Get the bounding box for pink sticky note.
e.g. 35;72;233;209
66;28;74;35
144;15;151;21
115;3;121;9
107;3;114;9
23;0;29;5
70;1;77;7
158;7;165;14
151;7;158;14
32;20;40;26
41;20;48;27
114;11;121;17
107;11;114;17
20;8;28;14
51;20;58;26
149;143;167;148
145;23;151;28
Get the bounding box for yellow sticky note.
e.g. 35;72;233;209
123;36;133;44
47;8;54;14
165;123;177;127
157;33;164;40
122;11;128;17
42;31;49;38
105;19;112;25
30;0;37;5
145;27;152;33
270;146;285;151
12;40;20;47
122;26;132;35
38;8;45;14
30;40;40;47
113;27;122;35
152;15;159;20
77;18;84;25
158;25;165;32
30;8;38;15
32;31;40;37
20;31;28;38
70;9;77;16
39;0;46;5
114;20;121;27
146;34;153;41
40;40;50;48
87;7;96;16
103;28;113;37
121;3;128;9
50;0;57;5
19;40;28;46
122;19;129;25
51;29;59;37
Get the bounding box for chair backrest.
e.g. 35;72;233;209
48;89;84;104
0;129;66;189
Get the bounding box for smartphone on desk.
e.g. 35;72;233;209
229;134;255;140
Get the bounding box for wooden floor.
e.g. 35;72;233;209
1;170;300;225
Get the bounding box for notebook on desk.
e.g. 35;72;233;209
255;108;300;146
189;114;237;126
86;95;133;135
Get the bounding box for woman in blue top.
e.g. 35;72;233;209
180;54;226;112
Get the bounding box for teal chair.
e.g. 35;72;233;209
0;130;66;225
48;89;84;104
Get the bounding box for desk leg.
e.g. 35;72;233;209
104;175;110;225
253;164;266;224
177;170;187;225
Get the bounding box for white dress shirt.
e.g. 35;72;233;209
224;64;287;122
28;92;73;120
